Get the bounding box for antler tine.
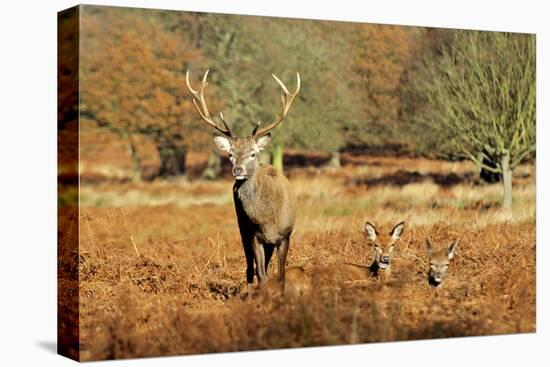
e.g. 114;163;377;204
272;74;290;95
253;72;300;137
218;112;233;134
185;70;232;137
251;120;262;136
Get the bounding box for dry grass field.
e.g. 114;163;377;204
59;155;535;361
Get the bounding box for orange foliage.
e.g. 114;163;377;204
58;10;79;128
79;7;204;136
354;24;415;126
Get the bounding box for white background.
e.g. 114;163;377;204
0;0;547;366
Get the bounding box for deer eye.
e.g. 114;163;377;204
250;152;256;158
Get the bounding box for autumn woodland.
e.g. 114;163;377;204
58;5;536;361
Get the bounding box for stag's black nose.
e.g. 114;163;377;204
381;255;390;263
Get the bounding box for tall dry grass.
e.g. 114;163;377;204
59;157;535;360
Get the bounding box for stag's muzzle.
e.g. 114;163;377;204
232;166;247;180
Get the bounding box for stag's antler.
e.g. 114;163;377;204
253;72;301;137
185;70;233;137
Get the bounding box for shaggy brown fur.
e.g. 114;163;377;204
233;161;296;288
234;165;295;244
211;132;297;289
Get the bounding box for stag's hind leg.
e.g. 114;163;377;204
252;237;268;284
277;235;290;288
264;244;275;275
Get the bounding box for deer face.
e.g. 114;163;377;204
213;134;272;180
426;239;459;287
185;69;299;181
364;221;405;270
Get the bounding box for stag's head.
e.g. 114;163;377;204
426;238;459;287
364;221;405;271
185;70;300;180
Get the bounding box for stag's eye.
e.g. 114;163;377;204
250;152;256;158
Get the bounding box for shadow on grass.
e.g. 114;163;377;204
349;170;477;188
406;318;490;341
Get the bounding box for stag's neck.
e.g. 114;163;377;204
233;171;259;213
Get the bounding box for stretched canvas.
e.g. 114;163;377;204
58;4;536;361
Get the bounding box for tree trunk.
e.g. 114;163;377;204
154;134;186;178
127;137;142;183
501;152;512;209
327;151;341;168
478;150;501;183
259;150;272;166
272;144;284;172
202;149;222;180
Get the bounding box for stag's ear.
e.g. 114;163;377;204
448;239;459;260
255;133;272;151
213;134;232;153
364;221;377;241
426;238;434;258
391;221;405;240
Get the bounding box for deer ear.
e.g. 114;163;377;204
213;135;232;153
448;239;459;259
364;221;377;241
391;221;405;240
255;133;272;151
426;238;433;258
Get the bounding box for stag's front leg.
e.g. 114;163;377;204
252;237;268;284
241;234;255;297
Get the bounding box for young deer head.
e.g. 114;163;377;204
186;70;300;180
426;239;459;287
364;221;405;276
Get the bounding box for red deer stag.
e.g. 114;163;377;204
185;70;300;294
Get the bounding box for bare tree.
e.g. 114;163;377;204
412;30;535;208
